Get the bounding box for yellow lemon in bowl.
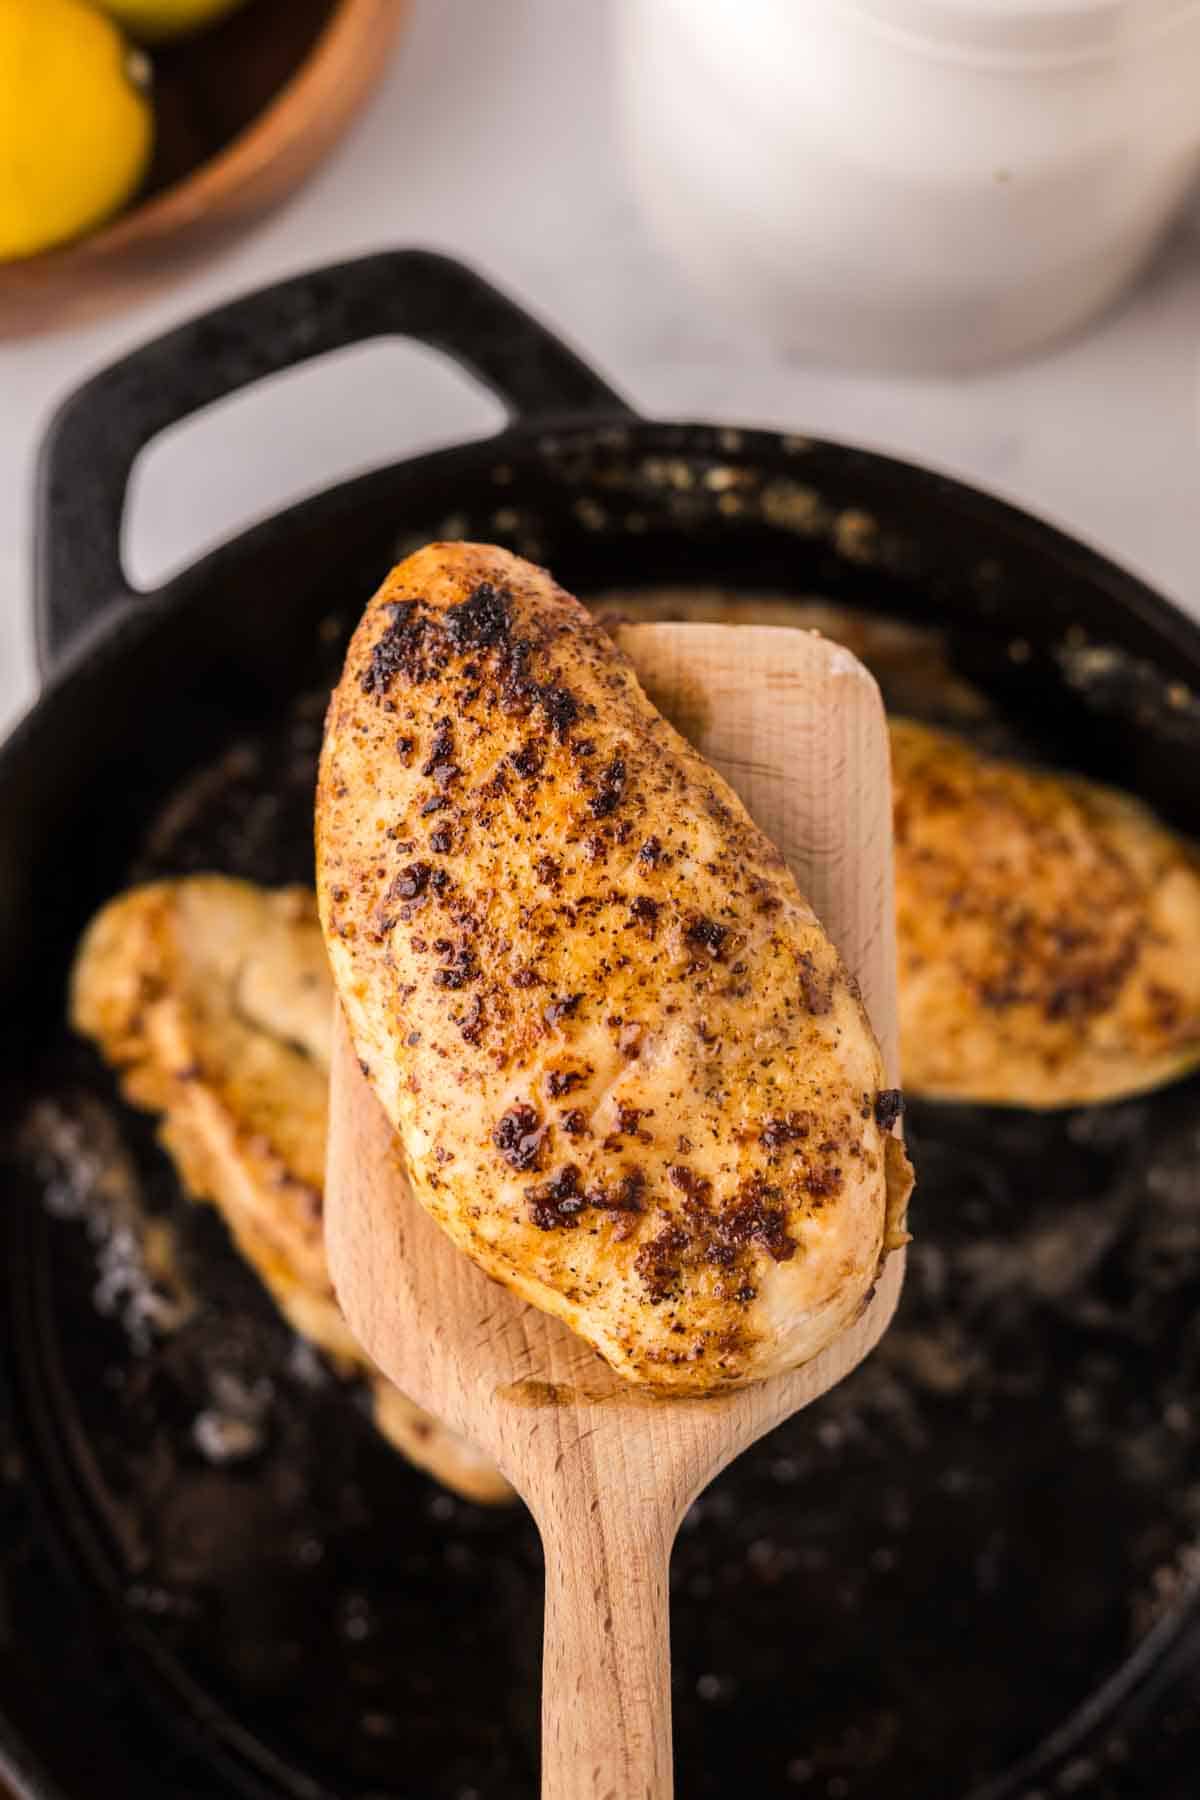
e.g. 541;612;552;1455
99;0;251;42
0;0;153;262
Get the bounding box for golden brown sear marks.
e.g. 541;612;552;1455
318;544;908;1393
892;720;1200;1106
69;875;514;1504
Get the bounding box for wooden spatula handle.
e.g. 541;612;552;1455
539;1499;674;1800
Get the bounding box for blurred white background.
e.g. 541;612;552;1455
2;0;1199;736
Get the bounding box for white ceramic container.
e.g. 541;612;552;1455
619;0;1200;368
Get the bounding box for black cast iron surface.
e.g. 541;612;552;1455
2;253;1199;1800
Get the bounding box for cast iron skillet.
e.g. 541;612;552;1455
2;251;1200;1800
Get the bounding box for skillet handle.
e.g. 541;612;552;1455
34;248;632;674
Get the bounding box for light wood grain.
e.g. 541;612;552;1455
0;0;409;337
326;623;904;1800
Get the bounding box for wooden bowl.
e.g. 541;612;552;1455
0;0;410;337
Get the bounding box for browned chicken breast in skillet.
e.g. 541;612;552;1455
597;588;1200;1108
70;875;514;1504
890;719;1200;1107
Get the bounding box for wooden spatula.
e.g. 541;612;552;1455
326;624;904;1800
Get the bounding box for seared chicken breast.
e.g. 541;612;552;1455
318;544;910;1395
70;876;513;1504
596;590;1200;1108
891;720;1200;1107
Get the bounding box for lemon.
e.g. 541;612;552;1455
0;0;152;263
100;0;250;43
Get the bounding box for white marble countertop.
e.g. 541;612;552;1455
2;0;1199;740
